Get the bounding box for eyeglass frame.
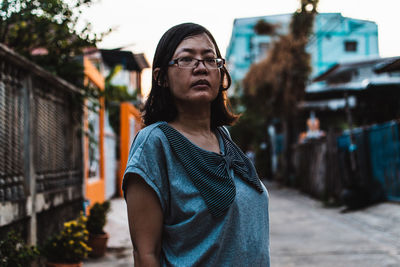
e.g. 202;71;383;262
168;57;225;69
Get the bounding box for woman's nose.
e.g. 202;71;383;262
193;60;208;73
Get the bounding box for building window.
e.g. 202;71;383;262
256;42;270;61
259;42;270;55
344;41;357;52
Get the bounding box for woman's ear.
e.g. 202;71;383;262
153;68;160;82
153;68;168;87
220;70;228;91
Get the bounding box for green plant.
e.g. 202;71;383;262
0;230;39;267
104;65;138;135
86;201;111;235
0;0;111;87
42;212;91;263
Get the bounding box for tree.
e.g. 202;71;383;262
253;19;279;36
0;0;110;86
235;0;319;181
104;64;138;135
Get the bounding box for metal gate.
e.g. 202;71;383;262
368;122;400;201
337;121;400;202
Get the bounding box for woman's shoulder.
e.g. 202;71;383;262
134;121;168;145
127;121;170;165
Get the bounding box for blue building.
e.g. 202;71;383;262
226;13;379;87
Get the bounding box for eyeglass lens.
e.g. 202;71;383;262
178;58;222;69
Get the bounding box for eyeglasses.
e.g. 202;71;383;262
168;57;225;69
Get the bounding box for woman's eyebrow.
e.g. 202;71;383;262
175;48;216;55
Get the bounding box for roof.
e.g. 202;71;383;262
374;58;400;73
312;57;390;82
306;56;400;96
133;53;150;70
100;49;149;71
307;77;400;94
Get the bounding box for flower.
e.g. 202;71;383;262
42;213;91;263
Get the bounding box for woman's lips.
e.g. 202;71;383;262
191;79;211;88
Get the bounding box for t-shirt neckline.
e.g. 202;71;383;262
160;122;225;156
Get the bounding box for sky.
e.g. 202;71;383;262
79;0;400;93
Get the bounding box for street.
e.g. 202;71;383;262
268;181;400;267
85;181;400;266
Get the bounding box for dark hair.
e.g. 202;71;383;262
142;22;238;128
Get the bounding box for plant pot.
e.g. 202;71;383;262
88;232;109;258
46;262;82;267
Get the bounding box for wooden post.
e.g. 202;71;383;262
23;74;36;246
344;91;356;172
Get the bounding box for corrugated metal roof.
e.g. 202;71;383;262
312;57;389;82
374;58;400;73
307;76;400;94
307;56;400;95
100;49;149;71
133;53;150;70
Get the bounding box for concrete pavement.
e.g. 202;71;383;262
84;198;134;267
268;181;400;267
84;181;400;266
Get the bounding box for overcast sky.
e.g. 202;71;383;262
80;0;400;92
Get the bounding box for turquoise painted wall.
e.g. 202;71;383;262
226;13;379;85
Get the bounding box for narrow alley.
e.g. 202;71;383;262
85;181;400;267
268;181;400;267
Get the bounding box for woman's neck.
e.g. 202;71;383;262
169;103;220;154
170;115;211;135
171;102;212;134
169;111;221;154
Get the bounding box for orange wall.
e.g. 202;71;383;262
83;57;106;209
119;102;141;196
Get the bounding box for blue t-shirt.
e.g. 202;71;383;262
123;122;270;267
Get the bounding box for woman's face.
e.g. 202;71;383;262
165;33;221;107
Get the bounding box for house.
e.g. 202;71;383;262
84;48;149;199
226;13;379;90
301;56;400;130
86;48;149;99
100;49;149;99
297;56;400;204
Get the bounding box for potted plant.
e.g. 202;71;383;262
0;230;39;267
42;212;91;267
86;201;111;258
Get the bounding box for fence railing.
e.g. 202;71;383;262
0;43;84;245
292;120;400;204
293;131;342;201
338;121;400;202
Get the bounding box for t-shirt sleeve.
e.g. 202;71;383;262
122;126;169;213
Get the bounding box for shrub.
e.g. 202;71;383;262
0;230;39;267
86;201;111;235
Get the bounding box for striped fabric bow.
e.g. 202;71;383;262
158;123;263;218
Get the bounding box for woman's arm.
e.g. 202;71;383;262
125;173;163;267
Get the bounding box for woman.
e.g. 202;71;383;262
123;23;270;267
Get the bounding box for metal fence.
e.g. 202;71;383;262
338;121;400;202
368;122;400;201
0;44;84;244
292;130;343;201
292;120;400;205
